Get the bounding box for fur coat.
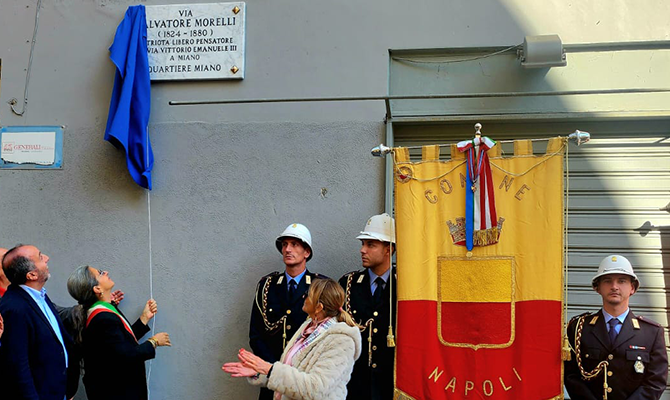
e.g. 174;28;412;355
250;318;362;400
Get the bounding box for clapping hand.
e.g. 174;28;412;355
140;299;158;325
221;362;257;378
222;348;272;378
110;290;125;306
237;348;272;375
0;314;4;339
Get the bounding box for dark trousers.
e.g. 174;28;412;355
259;387;274;400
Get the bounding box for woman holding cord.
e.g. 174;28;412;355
223;278;362;400
67;265;171;400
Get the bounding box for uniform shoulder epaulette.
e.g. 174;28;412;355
338;270;361;281
568;312;592;325
311;272;330;280
637;315;662;327
257;271;282;285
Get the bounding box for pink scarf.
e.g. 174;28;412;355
274;317;336;400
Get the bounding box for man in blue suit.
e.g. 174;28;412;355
0;244;74;400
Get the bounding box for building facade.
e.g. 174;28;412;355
0;1;668;399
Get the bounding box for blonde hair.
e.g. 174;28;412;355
308;278;356;327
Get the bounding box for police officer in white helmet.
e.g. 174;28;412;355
248;223;326;400
564;255;668;400
339;213;396;400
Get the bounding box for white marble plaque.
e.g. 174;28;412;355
1;131;56;165
146;2;245;80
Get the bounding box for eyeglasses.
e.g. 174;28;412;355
96;269;108;277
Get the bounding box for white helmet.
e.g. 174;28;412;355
592;255;639;289
356;213;395;244
276;223;313;261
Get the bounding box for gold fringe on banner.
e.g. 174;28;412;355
394;389;417;400
395;388;565;400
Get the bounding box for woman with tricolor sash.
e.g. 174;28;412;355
223;278;362;400
67;266;171;400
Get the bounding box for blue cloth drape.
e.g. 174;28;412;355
104;5;153;190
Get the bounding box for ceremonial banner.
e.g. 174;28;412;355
394;138;566;400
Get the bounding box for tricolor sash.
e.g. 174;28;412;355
87;301;137;342
457;136;500;250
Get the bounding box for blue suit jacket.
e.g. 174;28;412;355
0;284;74;400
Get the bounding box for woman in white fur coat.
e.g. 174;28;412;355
223;278;362;400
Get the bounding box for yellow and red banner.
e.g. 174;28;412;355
394;139;565;400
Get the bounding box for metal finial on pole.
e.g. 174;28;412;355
474;123;482;137
371;144;392;157
568;130;590;146
370;130;591;156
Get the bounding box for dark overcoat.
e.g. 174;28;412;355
82;310;155;400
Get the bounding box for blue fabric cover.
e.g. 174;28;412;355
104;5;153;190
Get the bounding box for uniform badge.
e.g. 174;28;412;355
357;274;364;284
277;276;284;285
306;275;311;285
634;359;645;374
589;316;599;325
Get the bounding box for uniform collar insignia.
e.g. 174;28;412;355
632;318;640;329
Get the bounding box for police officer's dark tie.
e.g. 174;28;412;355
288;280;297;302
373;277;385;305
608;318;620;345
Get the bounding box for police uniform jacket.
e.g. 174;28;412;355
249;270;324;400
339;268;396;400
564;309;668;400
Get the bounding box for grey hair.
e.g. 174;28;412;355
67;266;99;345
67;266;99;307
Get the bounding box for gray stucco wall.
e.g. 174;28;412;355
1;0;668;399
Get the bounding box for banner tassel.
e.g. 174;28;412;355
387;325;396;348
562;335;571;361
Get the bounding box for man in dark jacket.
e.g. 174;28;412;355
339;213;396;400
249;223;325;400
0;244;77;400
565;255;668;400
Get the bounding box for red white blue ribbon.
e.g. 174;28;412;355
457;136;499;250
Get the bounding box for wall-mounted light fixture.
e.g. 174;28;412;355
518;34;567;68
